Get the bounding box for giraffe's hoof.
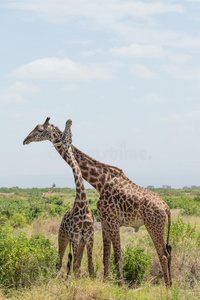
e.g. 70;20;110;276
134;227;139;232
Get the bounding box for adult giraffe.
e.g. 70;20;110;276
23;117;172;287
56;119;94;278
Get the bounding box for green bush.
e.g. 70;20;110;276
193;193;200;202
0;215;8;226
0;195;72;225
90;207;101;222
162;196;182;209
162;195;200;217
180;202;200;216
169;218;197;246
111;246;151;285
0;233;57;289
10;213;26;228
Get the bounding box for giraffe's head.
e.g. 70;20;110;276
66;119;72;128
23;117;54;145
61;119;73;149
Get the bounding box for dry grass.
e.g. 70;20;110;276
32;217;61;237
0;290;6;300
2;209;200;299
5;277;200;300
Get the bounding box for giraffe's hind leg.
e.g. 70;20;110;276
109;224;124;285
56;232;69;271
101;225;112;278
72;239;80;277
145;224;171;287
75;241;85;277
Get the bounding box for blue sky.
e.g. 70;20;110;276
1;0;200;189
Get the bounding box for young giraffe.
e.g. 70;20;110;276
23;117;172;287
43;183;56;199
56;119;94;278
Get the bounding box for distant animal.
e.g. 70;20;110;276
42;184;56;199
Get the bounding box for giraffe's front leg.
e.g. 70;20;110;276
102;225;111;278
145;220;171;287
97;200;112;279
56;231;69;271
71;239;79;277
86;235;94;279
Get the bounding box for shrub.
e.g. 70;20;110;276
180;202;199;216
111;245;151;285
0;194;72;226
0;216;8;226
90;207;101;222
10;213;26;228
0;233;57;289
193;193;200;202
169;218;197;246
162;196;182;209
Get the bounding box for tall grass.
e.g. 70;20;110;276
0;188;200;299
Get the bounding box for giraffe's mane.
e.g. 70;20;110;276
73;146;123;174
54;125;123;174
55;126;62;136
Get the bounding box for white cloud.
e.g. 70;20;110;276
176;125;195;133
65;39;93;46
9;81;40;94
131;126;142;133
139;93;170;104
109;42;190;65
5;1;184;22
187;110;200;120
81;50;96;57
10;57;112;81
169;36;200;49
161;110;200;124
0;92;24;104
161;113;182;122
110;43;163;57
4;0;186;51
0;81;40;105
164;51;190;64
163;64;200;81
130;64;157;78
61;83;77;91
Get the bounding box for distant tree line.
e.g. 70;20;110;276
182;185;200;189
146;185;200;190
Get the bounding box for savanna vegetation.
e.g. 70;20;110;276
0;187;200;299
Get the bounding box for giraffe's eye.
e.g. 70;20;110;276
38;129;43;133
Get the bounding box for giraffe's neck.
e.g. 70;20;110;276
50;126;123;194
49;187;54;194
68;146;87;204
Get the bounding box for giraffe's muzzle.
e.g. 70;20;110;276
23;137;31;145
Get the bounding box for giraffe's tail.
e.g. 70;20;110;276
166;208;172;275
165;207;172;286
67;240;72;276
166;207;171;249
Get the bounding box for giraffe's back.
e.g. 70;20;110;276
97;174;169;228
